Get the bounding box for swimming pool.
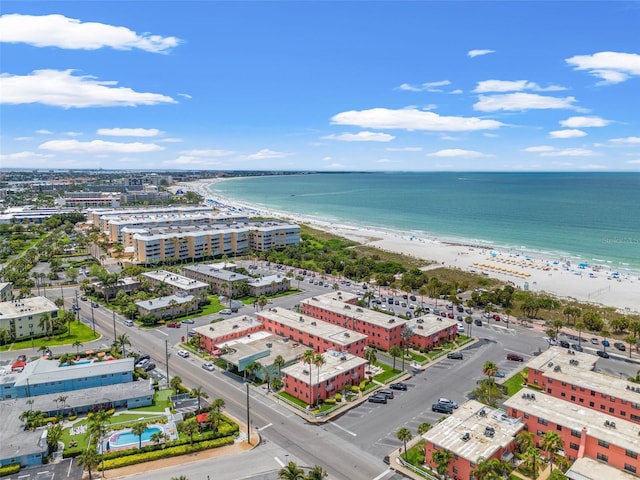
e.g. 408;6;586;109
108;426;162;448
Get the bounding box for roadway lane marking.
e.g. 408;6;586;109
372;469;392;480
156;330;168;337
329;421;357;437
257;423;272;431
67;457;74;477
274;457;285;467
36;472;49;475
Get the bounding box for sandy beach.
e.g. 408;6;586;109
176;179;640;313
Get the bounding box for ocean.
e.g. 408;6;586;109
210;172;640;272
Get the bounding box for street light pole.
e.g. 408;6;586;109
91;306;96;336
165;339;169;384
112;311;117;341
246;382;251;445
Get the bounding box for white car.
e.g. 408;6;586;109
457;323;465;333
177;350;190;358
219;309;232;315
547;338;559;346
438;397;459;409
202;362;215;371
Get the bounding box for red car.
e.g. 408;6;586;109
447;313;454;319
166;322;181;328
440;311;447;317
492;314;501;321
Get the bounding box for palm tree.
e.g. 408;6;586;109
364;347;377;366
131;422;147;449
541;430;563;474
432;449;454;480
465;315;473;336
245;361;260;381
206;410;221;433
150;430;165;446
87;410;110;454
274;354;286;377
313;353;326;405
306;465;328;480
302;349;315;405
389;345;402;371
56;395;68;416
191;386;209;412
72;340;83;354
626;334;637;358
170;375;183;393
278;461;305;480
473;456;513;480
77;448;101;480
417;422;431;435
178;418;199;445
401;327;413;370
575;321;585;347
482;360;499;402
211;397;226;415
46;423;63;454
396;427;412;460
515;430;535;455
521;447;545;479
115;333;131;356
38;313;53;337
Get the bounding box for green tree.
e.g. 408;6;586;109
274;354;285;377
278;461;305;480
626;334;637;358
77;448;101;480
211;397;226;415
541;430;564;474
575;321;585;346
178;418;199;445
417;422;431;435
131;422;148;449
432;449;454;480
465;315;473;336
482;360;499;404
396;427;412;460
313;353;326;405
115;333;131;357
190;386;209;412
302;349;315;405
306;465;328;480
87;410;110;455
515;430;535;455
206;410;221;433
473;456;513;480
389;345;402;371
521;447;545;479
170;375;182;393
46;423;63;454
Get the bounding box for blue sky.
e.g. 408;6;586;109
1;1;639;171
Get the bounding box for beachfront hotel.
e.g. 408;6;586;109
422;400;523;480
281;349;367;405
505;388;640;475
525;347;640;425
0;297;59;341
86;205;214;228
299;292;456;351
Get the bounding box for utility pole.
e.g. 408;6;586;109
165;339;169;384
246;382;251;445
60;284;64;301
112;310;117;341
91;305;96;336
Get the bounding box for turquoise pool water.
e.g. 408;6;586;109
108;426;162;447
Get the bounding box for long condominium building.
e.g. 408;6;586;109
0;297;59;340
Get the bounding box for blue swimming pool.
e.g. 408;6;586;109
108;426;162;447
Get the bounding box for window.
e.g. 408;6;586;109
597;453;608;462
589;401;595;407
590;390;595;396
571;395;576;401
571;430;581;438
561;392;566;397
570;443;579;450
538;418;548;426
631;414;640;422
556;425;562;431
626;450;638;459
625;465;637;474
609;407;615;413
598;440;609;448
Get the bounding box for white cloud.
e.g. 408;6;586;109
0;151;54;160
566;51;640;85
98;128;162;137
246;149;293;160
162;155;220;166
483;133;499;138
322;131;395;142
540;148;598;157
560;116;611;128
0;14;180;53
468;49;495;58
64;131;83;137
427;149;493;158
579;164;608;170
327;163;346;169
522;145;556;152
39;139;164;153
397;80;452;93
449;89;463;95
474;80;565;93
474;93;579;112
321;156;332;162
385;147;423;152
0;69;176;108
549;129;587;139
626;159;640;164
331;107;504;132
609;136;640;144
36;129;52;135
159;138;183;143
180;149;234;157
177;93;192;99
440;135;462;141
15;136;33;141
376;158;399;164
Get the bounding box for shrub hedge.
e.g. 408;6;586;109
0;463;20;477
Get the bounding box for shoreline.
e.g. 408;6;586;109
176;179;640;313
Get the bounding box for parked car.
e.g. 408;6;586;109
614;342;626;351
590;337;600;345
465;308;473;314
143;363;156;372
368;394;387;404
135;358;150;369
187;330;197;337
440;312;447;318
507;353;524;362
177;350;190;358
457;324;465;333
438;398;458;409
390;382;408;391
383;455;390;465
447;352;463;360
91;302;99;308
377;389;394;399
492;314;501;321
597;350;610;358
166;322;180;328
409;295;416;301
432;403;454;414
448;313;455;319
601;339;610;347
495;370;506;378
219;309;232;315
571;344;584;352
559;340;570;348
80;296;88;301
547;338;559;346
474;318;483;326
457;306;464;313
182;319;195;324
202;362;215;371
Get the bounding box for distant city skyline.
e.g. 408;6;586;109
1;2;639;171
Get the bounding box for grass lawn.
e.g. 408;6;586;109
503;368;528;396
406;350;427;363
129;389;173;413
277;391;309;408
404;439;426;466
0;321;100;352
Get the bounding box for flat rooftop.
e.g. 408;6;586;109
248;274;288;287
257;308;368;347
505;388;640;452
0;296;59;318
282;349;367;385
135;294;194;311
301;294;410;330
219;332;308;367
406;315;457;337
193;315;263;341
526;347;639;404
566;456;638;480
141;270;208;291
422;400;523;464
183;262;238;274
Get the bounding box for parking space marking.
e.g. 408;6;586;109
329;421;357;437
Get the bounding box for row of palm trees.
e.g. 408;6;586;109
278;461;328;480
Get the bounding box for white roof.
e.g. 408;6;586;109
282;349;367;385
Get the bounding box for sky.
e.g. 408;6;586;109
1;1;639;172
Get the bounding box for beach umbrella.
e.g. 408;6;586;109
85;350;94;355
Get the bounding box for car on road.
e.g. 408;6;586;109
507;353;524;362
432;403;454;414
571;344;584;352
590;337;600;345
182;319;195;324
614;342;626;351
143;363;156;372
187;329;197;337
547;338;559;346
601;340;610;347
492;314;501;321
91;302;99;308
135;358;150;368
390;382;408;391
465;308;473;314
219;309;232;315
447;352;463;360
177;350;190;358
448;313;455;319
80;296;87;301
368;394;387;404
376;389;394;399
202;362;215;371
166;322;180;328
383;455;390;465
495;370;506;378
474;318;483;326
597;350;610;358
123;319;134;327
438;398;458;409
559;340;570;348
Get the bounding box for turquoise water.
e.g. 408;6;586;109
211;172;640;271
109;426;162;447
